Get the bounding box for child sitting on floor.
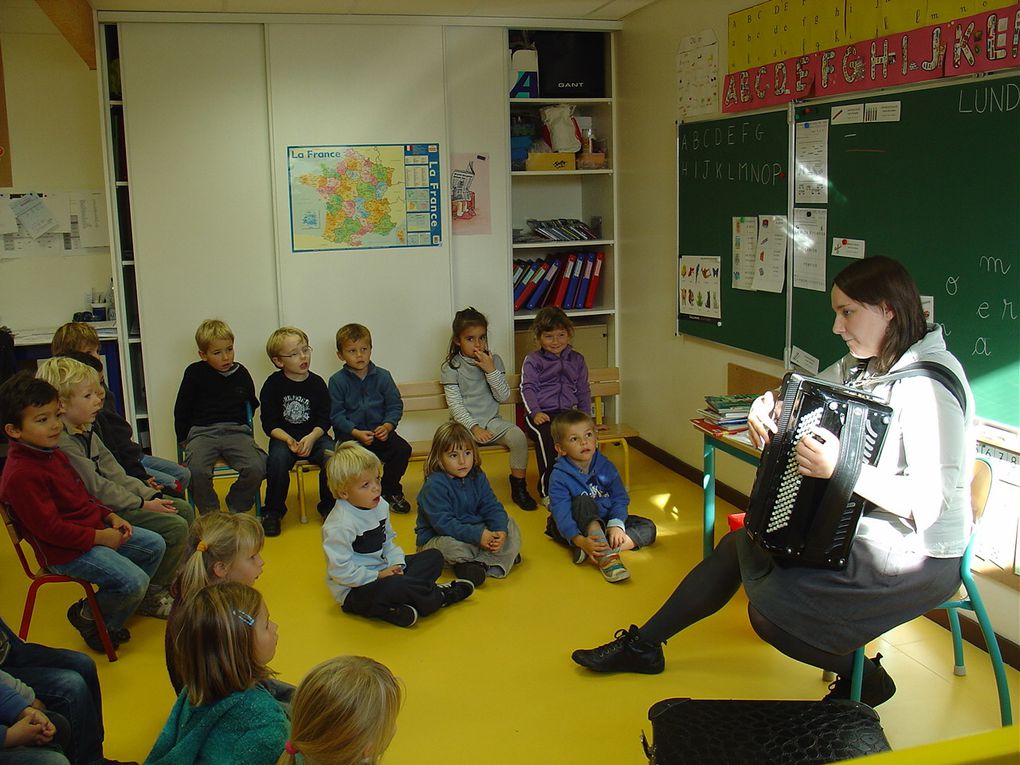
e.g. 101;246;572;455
546;409;656;583
415;422;522;587
278;655;401;765
146;583;288;765
322;442;475;628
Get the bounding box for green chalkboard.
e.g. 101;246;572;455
791;75;1020;426
677;110;788;360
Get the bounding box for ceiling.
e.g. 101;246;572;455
87;0;657;22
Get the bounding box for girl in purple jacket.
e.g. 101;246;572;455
520;307;593;502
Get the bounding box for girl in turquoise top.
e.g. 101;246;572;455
277;656;401;765
145;583;288;765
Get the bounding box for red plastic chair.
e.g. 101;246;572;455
0;502;118;662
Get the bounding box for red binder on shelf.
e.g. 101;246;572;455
515;260;548;310
550;253;577;308
513;260;538;305
583;251;604;308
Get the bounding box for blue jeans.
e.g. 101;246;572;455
47;527;165;631
0;619;104;765
263;435;334;518
141;455;192;494
0;744;70;764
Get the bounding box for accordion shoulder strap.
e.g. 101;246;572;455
867;361;967;414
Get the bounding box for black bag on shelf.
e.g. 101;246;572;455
642;698;892;765
533;31;606;99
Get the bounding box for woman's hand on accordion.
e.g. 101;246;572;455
795;426;840;479
748;391;782;449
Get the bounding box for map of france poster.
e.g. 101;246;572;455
288;143;442;252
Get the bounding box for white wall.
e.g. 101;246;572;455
616;0;786;495
119;23;279;458
0;1;111;331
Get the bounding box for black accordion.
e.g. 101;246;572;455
745;373;893;569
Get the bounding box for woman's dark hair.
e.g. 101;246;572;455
444;307;488;368
832;256;926;373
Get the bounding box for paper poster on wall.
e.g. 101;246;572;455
754;214;787;293
793;207;827;292
0;191;107;258
450;153;491;236
676;30;719;120
832;237;865;259
288;143;442;252
731;216;757;290
679;255;721;324
795;120;828;203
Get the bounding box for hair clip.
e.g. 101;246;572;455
233;608;255;626
285;741;299;755
196;541;209;552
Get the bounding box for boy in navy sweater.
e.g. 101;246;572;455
259;326;334;536
327;324;412;513
546;410;656;583
173;319;266;515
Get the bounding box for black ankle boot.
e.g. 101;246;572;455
824;653;897;708
509;475;537;511
571;625;665;674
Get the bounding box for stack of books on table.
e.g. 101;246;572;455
692;394;756;434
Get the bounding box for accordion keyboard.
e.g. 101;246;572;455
767;406;823;533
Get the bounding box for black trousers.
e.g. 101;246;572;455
342;549;445;620
362;430;412;497
524;412;562;497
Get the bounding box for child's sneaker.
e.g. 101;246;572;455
380;605;418;628
136;587;174;619
572;547;587;565
385;494;412;514
66;600;114;652
453;560;487;587
261;513;282;537
596;550;630;583
437;578;475;607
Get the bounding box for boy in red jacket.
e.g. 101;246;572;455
0;373;164;653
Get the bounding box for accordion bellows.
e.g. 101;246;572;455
745;373;893;569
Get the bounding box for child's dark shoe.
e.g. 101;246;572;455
453;561;487;587
261;513;281;537
438;578;475;607
67;600;116;653
385;494;412;514
571;625;665;674
380;605;418;628
509;475;537;511
136;587;174;619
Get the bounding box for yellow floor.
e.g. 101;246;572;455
2;445;1017;763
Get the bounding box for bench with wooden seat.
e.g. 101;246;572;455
398;367;639;487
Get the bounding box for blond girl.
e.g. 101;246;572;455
278;656;401;765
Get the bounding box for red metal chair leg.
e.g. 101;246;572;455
18;580;42;640
79;584;118;662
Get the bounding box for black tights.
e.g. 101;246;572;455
638;530;865;677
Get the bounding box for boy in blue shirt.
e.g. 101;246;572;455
546;409;656;583
327;324;412;514
259;326;334;535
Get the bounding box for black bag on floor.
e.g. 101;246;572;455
642;698;891;765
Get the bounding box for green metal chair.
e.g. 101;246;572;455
850;455;1012;725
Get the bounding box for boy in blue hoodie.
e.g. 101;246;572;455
546;410;656;583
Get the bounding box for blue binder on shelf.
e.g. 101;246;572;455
513;260;538;304
574;252;595;308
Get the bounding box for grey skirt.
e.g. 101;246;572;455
737;531;962;655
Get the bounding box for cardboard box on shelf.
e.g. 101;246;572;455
525;152;576;171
